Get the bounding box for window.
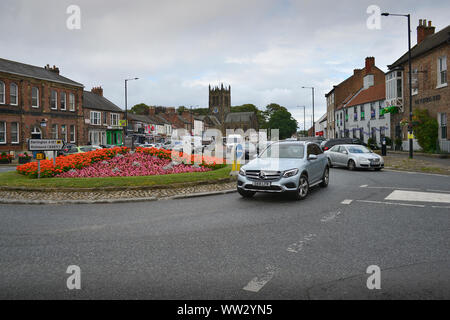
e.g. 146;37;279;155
69;93;75;111
0;121;5;144
50;90;57;109
31;87;39;107
438;56;447;87
353;107;357;121
70;125;76;143
61;125;67;142
360;105;365;120
90;111;101;125
51;124;58;139
11;122;19;144
345;109;348;122
440;113;447;140
0;81;4;104
378;101;384;119
103;112;107;125
10;83;18;105
111;113;119;126
60;92;66;110
370;103;376;119
412;68;418;95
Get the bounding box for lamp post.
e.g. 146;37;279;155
298;105;306;136
381;12;413;159
301;86;315;136
124;77;139;137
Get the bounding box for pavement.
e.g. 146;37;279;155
0;167;449;299
0;165;17;173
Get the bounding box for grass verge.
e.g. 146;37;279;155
0;165;232;189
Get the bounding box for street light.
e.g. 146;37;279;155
298;106;306;136
301;86;315;136
124;77;139;137
381;12;413;159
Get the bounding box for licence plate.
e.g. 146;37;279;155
253;181;271;187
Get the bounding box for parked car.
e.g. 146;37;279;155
324;144;384;171
320;138;367;151
237;141;329;200
58;145;97;156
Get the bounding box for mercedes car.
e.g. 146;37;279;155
237;141;329;200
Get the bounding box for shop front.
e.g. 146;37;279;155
106;129;123;146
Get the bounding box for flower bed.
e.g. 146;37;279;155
0;152;13;164
57;152;210;178
16;146;226;179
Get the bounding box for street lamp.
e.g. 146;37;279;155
301;86;315;136
124;77;139;137
381;12;413;159
298;105;306;136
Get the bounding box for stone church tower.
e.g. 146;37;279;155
209;84;231;124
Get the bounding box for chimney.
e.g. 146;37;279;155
365;57;375;74
149;106;155;115
91;86;103;96
417;19;435;44
44;64;60;74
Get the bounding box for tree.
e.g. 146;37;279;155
177;106;188;114
130;103;150;115
412;109;439;153
266;106;298;139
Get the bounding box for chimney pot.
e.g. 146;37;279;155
91;86;103;97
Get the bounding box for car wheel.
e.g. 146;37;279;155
238;188;255;198
320;167;329;188
294;174;309;200
328;158;333;168
347;160;356;171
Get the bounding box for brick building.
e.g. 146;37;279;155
325;57;385;139
0;58;84;154
386;20;449;152
83;87;124;146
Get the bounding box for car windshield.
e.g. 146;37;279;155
260;143;304;158
348;146;371;154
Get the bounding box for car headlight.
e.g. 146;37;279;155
283;168;299;178
239;168;246;176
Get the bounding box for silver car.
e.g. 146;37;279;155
237;141;329;200
325;144;384;171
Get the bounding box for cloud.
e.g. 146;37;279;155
1;0;449;128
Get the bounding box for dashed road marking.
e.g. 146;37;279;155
385;190;450;204
243;265;278;293
321;211;342;222
360;185;368;188
356;200;425;208
287;233;316;253
341;199;353;205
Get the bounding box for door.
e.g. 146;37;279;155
335;146;349;166
306;143;322;182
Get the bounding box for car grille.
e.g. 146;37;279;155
244;184;282;191
245;170;282;181
369;158;380;164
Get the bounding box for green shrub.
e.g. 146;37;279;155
412;109;438;153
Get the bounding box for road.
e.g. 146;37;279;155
0;165;16;173
0;168;449;299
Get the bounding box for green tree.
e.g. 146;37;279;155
412;109;439;153
266;106;298;139
130;103;150;115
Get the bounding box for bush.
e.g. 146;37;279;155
412;109;439;153
384;136;392;146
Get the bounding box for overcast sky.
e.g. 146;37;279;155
1;0;449;129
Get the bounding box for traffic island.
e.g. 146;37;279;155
383;155;450;175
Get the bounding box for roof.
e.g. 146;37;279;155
208;115;221;126
317;113;327;123
0;58;83;87
346;82;385;108
127;113;152;123
83;91;123;112
389;25;450;69
225;112;255;123
336;92;358;110
153;114;170;125
177;114;191;124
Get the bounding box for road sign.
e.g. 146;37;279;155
235;144;243;159
28;139;64;151
35;152;45;160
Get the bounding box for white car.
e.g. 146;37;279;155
325;144;384;171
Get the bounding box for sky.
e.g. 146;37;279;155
1;0;449;130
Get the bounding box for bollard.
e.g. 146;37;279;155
381;137;387;156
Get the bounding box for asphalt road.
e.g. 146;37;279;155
0;165;16;173
0;168;449;299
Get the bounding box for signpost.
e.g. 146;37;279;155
28;139;64;178
232;143;243;172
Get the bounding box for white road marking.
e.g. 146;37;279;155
431;205;450;209
427;189;450;194
287;233;316;253
363;186;420;190
360;185;368;188
356;200;425;208
385;190;450;204
321;211;342;222
243;265;278;293
341;199;353;205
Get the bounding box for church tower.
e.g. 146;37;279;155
208;83;231;124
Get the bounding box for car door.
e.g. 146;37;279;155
337;146;349;166
327;145;339;164
306;143;322;183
